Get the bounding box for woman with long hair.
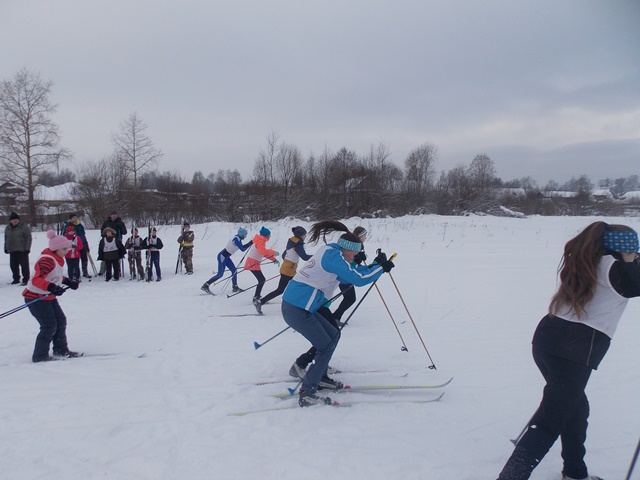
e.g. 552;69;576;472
281;220;394;407
497;222;640;480
332;225;368;323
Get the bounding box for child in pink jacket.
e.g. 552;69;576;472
64;225;84;282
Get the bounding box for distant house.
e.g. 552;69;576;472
0;182;26;215
592;189;614;201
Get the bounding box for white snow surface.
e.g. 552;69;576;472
1;215;638;480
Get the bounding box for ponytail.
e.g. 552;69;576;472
308;219;361;248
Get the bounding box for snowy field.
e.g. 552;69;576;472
1;215;639;480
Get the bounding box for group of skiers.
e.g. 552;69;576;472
9;210;640;479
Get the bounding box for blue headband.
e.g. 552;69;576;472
337;237;361;252
602;230;639;253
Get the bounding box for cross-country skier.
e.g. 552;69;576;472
201;227;253;294
23;230;80;362
497;222;640;480
245;226;278;311
280;219;394;407
259;226;311;309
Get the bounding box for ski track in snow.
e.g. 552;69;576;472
0;215;638;479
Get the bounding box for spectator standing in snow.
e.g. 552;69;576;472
125;228;145;280
497;222;640;480
245;226;278;312
63;225;84;283
4;211;32;285
177;222;195;274
99;211;127;276
281;220;394;407
143;227;164;282
98;227;126;281
259;226;311;310
24;230;80;362
63;213;91;278
201;227;253;294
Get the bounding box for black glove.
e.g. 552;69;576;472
25;250;30;254
380;260;395;273
47;283;65;296
354;251;367;265
373;251;388;265
4;249;7;254
62;278;79;290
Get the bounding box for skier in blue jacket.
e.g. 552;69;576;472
281;219;395;407
201;228;253;294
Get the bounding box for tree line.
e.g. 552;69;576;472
2;69;638;228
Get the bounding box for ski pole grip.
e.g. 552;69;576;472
389;253;397;261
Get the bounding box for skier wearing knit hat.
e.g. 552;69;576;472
23;230;80;362
244;226;278;312
201;227;253;294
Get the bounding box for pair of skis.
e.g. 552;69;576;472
228;377;452;416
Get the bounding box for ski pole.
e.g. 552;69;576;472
219;248;251;290
387;269;437;369
626;437;640;480
88;252;98;276
226;274;279;298
214;261;273;287
0;290;64;320
374;283;409;352
253;288;353;350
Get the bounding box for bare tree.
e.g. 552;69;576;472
0;68;71;221
467;153;497;194
112;112;163;188
252;130;280;188
275;142;301;202
404;142;437;196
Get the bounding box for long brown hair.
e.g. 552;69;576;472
308;219;360;246
548;221;633;318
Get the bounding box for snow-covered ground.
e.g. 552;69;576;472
1;215;638;480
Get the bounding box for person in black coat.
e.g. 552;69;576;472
497;222;640;480
143;227;164;281
97;227;126;281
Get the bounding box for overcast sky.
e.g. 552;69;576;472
1;0;638;186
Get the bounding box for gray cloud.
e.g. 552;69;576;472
1;0;638;185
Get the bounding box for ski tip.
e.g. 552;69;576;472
343;385;352;390
331;401;340;406
253;341;261;350
286;388;296;396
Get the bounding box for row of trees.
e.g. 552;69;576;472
2;68;639;228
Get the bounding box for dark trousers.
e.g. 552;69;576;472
283;302;340;393
295;306;341;369
80;247;89;275
104;258;121;280
9;251;30;282
261;274;292;305
250;270;266;298
66;258;80;282
28;298;68;362
332;283;355;320
128;251;145;278
147;251;161;280
497;348;593;480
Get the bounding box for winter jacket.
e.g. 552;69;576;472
125;235;144;252
65;235;84;260
62;220;89;251
177;230;195;248
532;253;640;369
4;221;32;253
280;236;312;278
98;236;126;261
244;234;276;271
22;248;66;301
143;236;164;252
221;235;252;257
283;243;384;313
101;217;127;239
